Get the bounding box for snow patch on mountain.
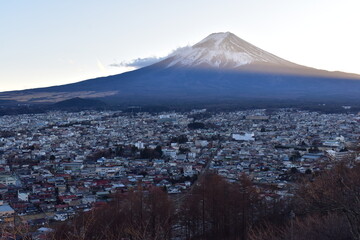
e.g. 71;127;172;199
166;32;292;68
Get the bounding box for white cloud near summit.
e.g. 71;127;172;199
110;56;165;69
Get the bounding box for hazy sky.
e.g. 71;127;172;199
1;0;360;91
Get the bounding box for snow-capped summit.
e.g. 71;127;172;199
165;32;294;69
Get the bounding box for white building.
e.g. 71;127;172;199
232;133;255;141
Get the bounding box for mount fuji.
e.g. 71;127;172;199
2;32;360;106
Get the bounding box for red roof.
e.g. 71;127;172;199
55;204;69;208
94;180;110;186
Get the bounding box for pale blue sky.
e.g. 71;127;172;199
1;0;360;91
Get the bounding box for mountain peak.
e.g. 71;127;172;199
193;32;259;53
193;32;240;49
165;32;293;69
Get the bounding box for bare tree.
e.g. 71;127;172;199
51;186;174;240
296;161;360;239
249;213;351;240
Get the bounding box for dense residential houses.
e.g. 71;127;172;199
0;109;359;226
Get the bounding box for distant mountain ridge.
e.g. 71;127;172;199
1;32;360;105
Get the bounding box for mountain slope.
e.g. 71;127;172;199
1;32;360;105
52;97;108;110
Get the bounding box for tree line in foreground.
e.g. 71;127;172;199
5;160;360;240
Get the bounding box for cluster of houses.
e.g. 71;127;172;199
0;108;358;229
